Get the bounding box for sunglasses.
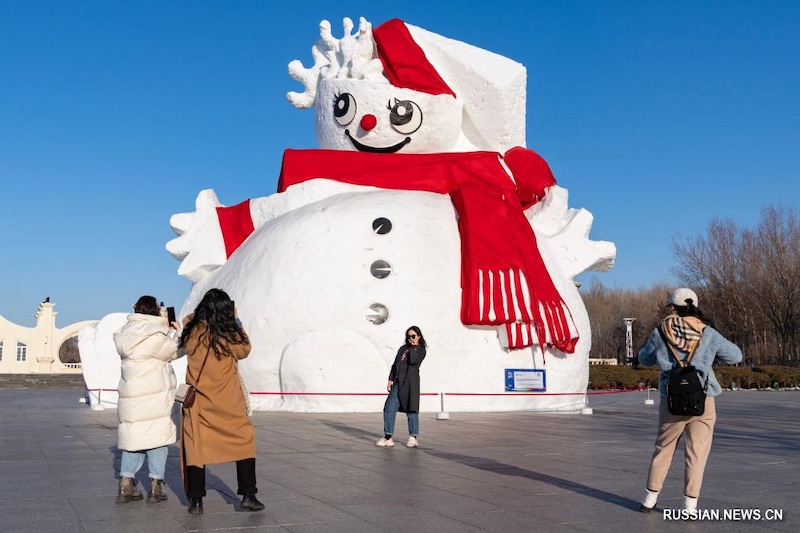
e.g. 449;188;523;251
407;334;418;339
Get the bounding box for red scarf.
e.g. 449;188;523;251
271;148;578;353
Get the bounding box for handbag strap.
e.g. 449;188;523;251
190;347;212;387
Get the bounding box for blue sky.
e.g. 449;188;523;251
2;0;798;327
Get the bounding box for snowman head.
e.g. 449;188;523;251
315;78;461;153
288;18;528;154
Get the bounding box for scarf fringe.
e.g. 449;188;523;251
466;268;578;353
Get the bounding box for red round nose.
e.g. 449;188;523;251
360;114;377;131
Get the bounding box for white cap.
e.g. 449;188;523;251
668;288;699;308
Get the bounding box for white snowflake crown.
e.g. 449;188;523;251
286;17;387;109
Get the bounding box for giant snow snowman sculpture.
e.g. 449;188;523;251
167;18;615;413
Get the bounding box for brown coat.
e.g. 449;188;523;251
180;322;254;467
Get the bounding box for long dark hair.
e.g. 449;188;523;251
179;289;249;359
673;301;715;328
404;325;427;349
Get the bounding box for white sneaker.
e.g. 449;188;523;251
639;489;659;513
684;496;699;520
406;436;419;448
376;437;394;447
684;496;698;512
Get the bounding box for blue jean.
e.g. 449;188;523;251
119;446;169;480
383;383;419;437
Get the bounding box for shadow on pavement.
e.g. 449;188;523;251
423;448;641;512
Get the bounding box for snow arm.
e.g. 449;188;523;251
166;181;379;283
526;186;616;280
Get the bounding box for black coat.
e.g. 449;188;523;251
388;344;426;413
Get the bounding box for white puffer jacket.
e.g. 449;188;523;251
114;313;182;451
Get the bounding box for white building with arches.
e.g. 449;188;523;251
0;301;97;374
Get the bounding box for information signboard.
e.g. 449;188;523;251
505;369;546;392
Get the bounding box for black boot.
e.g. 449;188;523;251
241;493;265;511
188;497;203;515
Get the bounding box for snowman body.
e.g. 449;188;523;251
168;18;613;412
180;184;591;412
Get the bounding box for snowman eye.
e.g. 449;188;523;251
333;93;357;126
388;98;423;134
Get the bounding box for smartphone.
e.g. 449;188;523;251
166;306;176;324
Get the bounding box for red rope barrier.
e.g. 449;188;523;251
247;389;645;397
85;388;647;397
250;392;391;396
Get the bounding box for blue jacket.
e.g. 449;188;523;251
638;324;742;397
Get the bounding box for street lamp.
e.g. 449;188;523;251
623;318;636;365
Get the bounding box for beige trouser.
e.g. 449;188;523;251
646;395;716;498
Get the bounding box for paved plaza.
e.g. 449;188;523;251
0;383;797;532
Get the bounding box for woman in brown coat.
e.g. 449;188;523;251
179;288;264;515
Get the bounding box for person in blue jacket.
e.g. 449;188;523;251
637;288;742;515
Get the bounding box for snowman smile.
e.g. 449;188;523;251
345;130;411;153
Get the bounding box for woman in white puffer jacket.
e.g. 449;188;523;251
113;295;183;504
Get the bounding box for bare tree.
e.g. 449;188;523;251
581;280;671;363
672;219;751;347
670;204;800;365
744;206;800;363
580;205;799;367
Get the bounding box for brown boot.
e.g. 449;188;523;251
115;477;143;503
146;478;168;503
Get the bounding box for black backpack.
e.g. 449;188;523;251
659;328;707;416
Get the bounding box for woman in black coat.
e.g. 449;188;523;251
376;326;427;448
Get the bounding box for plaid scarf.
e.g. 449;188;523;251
661;315;706;354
